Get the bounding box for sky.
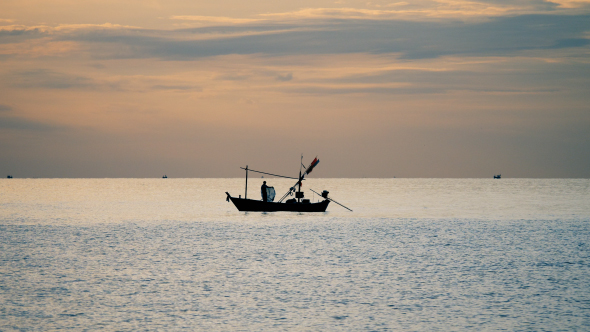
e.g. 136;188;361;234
1;0;589;178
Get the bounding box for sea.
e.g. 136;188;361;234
1;178;589;331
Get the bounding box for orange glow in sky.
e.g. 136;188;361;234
1;0;589;177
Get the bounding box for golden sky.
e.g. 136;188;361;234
1;0;590;177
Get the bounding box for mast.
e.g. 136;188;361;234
277;155;317;203
298;170;302;203
297;155;303;203
245;165;248;199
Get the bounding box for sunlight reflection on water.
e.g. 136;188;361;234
1;179;589;330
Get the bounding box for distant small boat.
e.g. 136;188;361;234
494;174;501;179
162;175;167;178
7;175;13;178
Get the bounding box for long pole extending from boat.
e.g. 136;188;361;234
245;165;248;199
310;189;353;211
239;167;299;179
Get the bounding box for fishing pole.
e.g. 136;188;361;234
309;189;353;212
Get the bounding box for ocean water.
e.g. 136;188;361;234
1;178;589;331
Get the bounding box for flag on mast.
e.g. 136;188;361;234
305;157;320;175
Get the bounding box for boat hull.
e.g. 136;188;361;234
227;194;330;212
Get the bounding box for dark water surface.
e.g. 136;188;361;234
1;179;589;330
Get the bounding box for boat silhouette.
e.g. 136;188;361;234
225;156;350;212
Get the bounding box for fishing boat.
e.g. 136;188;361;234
494;174;501;179
225;156;351;212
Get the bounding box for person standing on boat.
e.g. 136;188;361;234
261;181;268;202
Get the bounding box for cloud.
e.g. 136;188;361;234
552;38;590;49
276;73;293;82
258;5;519;21
287;85;444;94
216;73;252;81
0;104;12;112
88;63;106;69
170;16;260;25
151;84;201;91
255;0;577;22
0;116;66;131
548;0;590;8
2;8;589;61
0;23;134;57
11;69;95;89
0;39;79;57
284;83;558;95
0;22;136;34
27;13;580;61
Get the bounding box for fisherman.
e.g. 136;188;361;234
261;181;268;202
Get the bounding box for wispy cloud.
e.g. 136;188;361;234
0;39;79;57
2;5;589;60
0;22;136;34
11;69;96;89
170;16;260;25
151;84;201;91
169;0;589;27
56;14;590;60
276;73;293;82
548;0;590;8
286;84;443;95
259;5;518;21
0;115;66;131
